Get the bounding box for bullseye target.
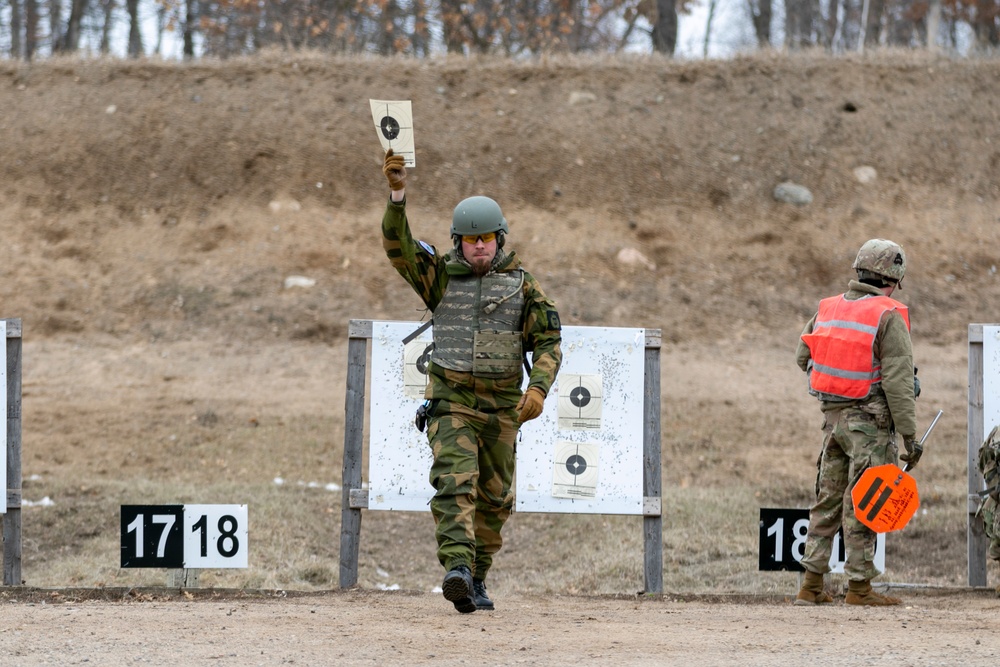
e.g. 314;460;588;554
403;340;433;400
552;441;599;499
557;373;603;430
369;99;416;167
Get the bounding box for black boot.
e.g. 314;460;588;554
442;565;476;614
473;579;494;611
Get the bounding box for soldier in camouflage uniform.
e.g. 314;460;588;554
794;239;921;607
380;149;562;614
976;427;1000;564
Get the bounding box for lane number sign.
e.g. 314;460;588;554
758;507;885;573
121;504;248;569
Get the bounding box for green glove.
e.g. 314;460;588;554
900;436;923;469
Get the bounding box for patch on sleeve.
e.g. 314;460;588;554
546;310;561;331
417;240;435;256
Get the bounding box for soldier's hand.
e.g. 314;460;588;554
900;435;923;470
382;148;407;192
516;387;546;423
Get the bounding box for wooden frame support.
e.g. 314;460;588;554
3;319;23;586
968;324;991;587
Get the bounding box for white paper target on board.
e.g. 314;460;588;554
552;441;599;499
369;99;416;167
558;373;603;431
403;339;434;400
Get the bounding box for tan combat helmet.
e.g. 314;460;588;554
853;238;906;284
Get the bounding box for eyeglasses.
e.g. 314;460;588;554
461;232;496;244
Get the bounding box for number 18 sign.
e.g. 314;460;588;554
758;507;885;573
121;504;248;569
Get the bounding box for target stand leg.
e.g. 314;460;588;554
168;568;200;588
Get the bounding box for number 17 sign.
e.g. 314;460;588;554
121;504;248;569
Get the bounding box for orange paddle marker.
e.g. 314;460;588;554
850;410;943;533
851;464;919;533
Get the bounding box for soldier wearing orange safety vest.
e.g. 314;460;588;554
794;239;920;607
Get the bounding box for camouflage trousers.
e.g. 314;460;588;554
800;406;898;582
426;401;518;580
978;496;1000;561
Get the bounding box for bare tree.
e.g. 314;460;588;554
183;0;196;58
859;0;885;50
784;0;820;49
59;0;91;52
748;0;773;47
703;0;717;56
49;0;62;51
25;0;39;59
10;0;23;58
99;0;114;54
651;0;678;54
927;0;942;49
126;0;143;56
970;0;1000;51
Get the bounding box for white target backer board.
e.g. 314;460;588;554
984;326;1000;435
0;320;5;514
368;322;435;511
367;322;646;515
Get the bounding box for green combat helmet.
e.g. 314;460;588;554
853;238;906;283
451;196;510;238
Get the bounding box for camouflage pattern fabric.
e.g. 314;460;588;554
426;401;517;578
799;406;898;581
382;197;562;577
980;497;1000;561
976;426;1000;560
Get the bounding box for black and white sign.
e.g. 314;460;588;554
121;504;248;569
758;507;885;573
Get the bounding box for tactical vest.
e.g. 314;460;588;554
431;270;525;378
801;294;910;401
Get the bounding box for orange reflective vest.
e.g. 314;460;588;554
801;294;910;400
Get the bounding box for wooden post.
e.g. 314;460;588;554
643;329;664;594
3;319;23;586
339;320;369;588
167;569;200;588
968;324;990;587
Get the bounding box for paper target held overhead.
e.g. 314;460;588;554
403;339;433;400
557;373;603;431
369;99;416;167
552;441;600;499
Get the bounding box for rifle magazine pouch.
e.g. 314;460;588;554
472;330;522;378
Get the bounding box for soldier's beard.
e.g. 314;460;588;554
469;256;492;276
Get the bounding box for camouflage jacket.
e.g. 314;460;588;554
382;197;562;410
796;280;917;440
